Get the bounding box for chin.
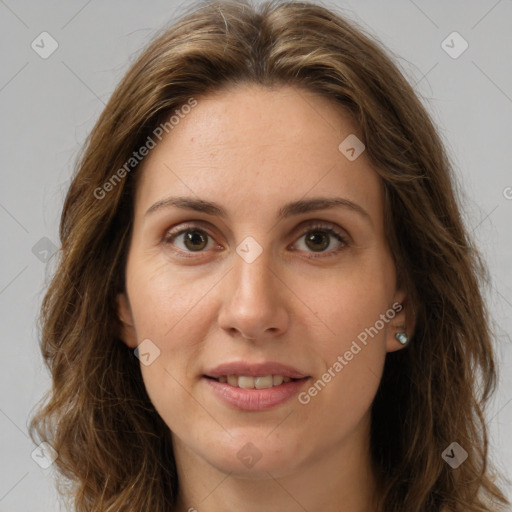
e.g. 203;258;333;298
196;432;306;479
209;450;301;479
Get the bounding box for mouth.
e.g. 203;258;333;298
202;361;311;410
204;374;305;389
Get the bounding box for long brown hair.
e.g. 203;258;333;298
30;1;510;510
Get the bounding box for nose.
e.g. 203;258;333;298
217;248;289;341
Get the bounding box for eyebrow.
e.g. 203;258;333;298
145;196;371;223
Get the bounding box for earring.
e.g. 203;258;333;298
395;332;409;345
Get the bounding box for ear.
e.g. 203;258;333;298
385;289;416;353
116;293;138;349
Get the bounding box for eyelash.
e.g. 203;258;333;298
163;222;349;260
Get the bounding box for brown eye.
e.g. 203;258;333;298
293;223;349;259
182;230;209;251
164;227;215;253
304;230;331;252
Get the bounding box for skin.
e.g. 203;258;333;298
117;83;414;512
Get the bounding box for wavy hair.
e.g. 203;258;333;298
30;1;510;510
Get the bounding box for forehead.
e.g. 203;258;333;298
134;84;382;222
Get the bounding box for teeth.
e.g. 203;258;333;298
238;376;255;389
216;375;296;388
273;375;284;386
255;376;273;389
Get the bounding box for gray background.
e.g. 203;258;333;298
0;0;511;510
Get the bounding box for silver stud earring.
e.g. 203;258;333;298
395;332;408;345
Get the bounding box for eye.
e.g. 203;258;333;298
163;221;349;259
292;223;349;259
163;224;218;256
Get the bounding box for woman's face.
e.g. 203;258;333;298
117;84;409;478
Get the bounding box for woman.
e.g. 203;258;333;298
30;0;510;510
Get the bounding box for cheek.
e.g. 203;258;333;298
134;275;209;420
307;256;394;404
130;274;210;430
319;256;395;347
125;260;213;407
126;254;213;341
300;290;390;439
140;362;220;443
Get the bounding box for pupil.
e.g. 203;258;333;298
185;230;206;251
307;231;328;251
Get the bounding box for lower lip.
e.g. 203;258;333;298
203;377;310;411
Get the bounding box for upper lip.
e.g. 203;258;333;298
204;361;309;379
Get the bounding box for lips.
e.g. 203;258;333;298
203;361;310;410
204;361;309;380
